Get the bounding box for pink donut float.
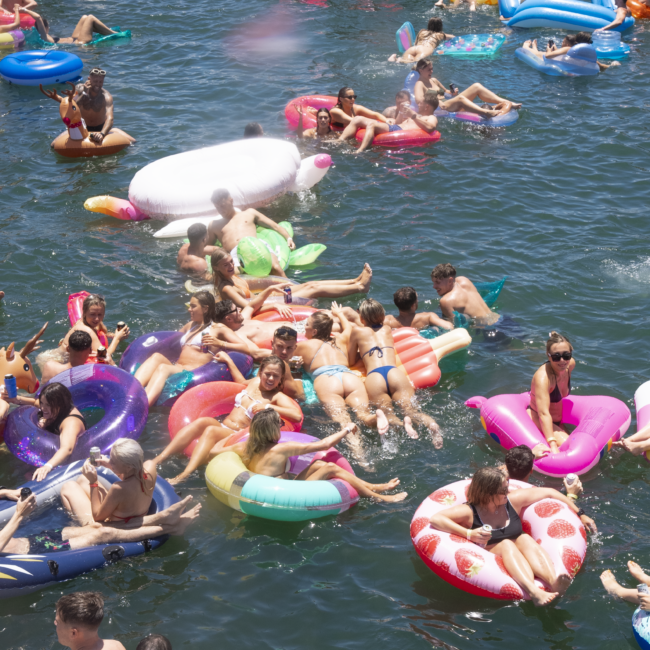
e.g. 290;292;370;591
0;10;34;27
466;392;630;477
354;127;441;148
168;381;304;457
410;479;587;601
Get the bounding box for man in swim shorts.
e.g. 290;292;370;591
384;286;453;331
53;592;125;650
432;263;500;327
207;189;295;278
383;90;412;119
41;330;93;384
392;91;440;133
177;223;219;278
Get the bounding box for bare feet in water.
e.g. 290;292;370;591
530;587;559;607
429;422;443;449
376;409;389;436
404;416;418;439
168;504;202;535
600;569;625;597
628;561;650;584
360;263;373;292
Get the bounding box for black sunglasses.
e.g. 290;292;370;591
344;94;357;99
549;351;572;362
275;326;297;339
225;307;240;316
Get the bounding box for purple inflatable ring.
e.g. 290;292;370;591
4;364;148;467
119;331;254;406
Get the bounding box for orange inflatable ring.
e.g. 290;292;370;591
52;128;135;158
627;0;650;18
167;381;304;457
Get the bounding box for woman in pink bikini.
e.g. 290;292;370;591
60;438;157;526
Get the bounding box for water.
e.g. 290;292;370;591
1;0;650;647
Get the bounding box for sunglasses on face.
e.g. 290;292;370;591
549;351;572;362
275;326;297;339
225;308;240;317
344;94;357;99
89;69;106;76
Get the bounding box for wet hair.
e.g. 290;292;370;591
110;438;148;492
308;311;333;340
82;294;106;323
504;445;534;481
431;263;456;281
546;331;573;354
40;382;74;427
421;90;440;111
68;330;92;352
335;86;354;109
415;58;433;73
563;34;578;47
191;290;216;326
394;287;418;311
258;355;285;392
56;592;104;629
214;299;237;324
211;188;231;206
359;298;385;326
575;32;593;44
273;326;298;342
136;635;172;650
187;223;207;245
427;17;443;32
466;467;508;508
245;409;282;462
243;122;264;138
395;90;410;101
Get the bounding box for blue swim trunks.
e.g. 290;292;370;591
388;124;403;132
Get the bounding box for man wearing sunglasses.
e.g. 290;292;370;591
72;68;117;144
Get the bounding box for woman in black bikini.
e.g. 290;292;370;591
527;331;575;455
20;8;119;44
296;106;337;140
430;467;583;606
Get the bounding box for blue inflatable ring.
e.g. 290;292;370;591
0;50;83;86
4;364;149;467
633;607;650;650
0;462;179;598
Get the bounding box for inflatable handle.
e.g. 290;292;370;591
67;291;91;327
465;396;487;409
498;0;519;18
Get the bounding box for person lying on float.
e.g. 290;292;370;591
348;298;443;447
211;249;373;308
387;18;454;62
383;286;453;331
206;189;294;279
22;9;119;48
177;223;219;278
523;36;620;71
413;59;521;119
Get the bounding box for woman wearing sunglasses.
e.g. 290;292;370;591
527;332;575;454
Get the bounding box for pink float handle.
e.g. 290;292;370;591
67;291;91;327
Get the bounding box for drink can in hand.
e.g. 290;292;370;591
116;321;126;331
97;346;107;362
566;473;578;486
283;287;292;304
4;374;17;399
639;584;650;595
89;447;101;466
20;487;32;500
201;332;209;353
479;524;492;547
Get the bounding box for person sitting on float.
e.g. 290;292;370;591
390;91;440;136
527;331;575;455
153;354;302;484
60;294;130;362
20;9;120;46
60;438;156;526
41;331;92;385
211;249;373;307
387;18;453;62
0;382;86;482
429;467;592;606
383;286;453;331
523;35;619;71
209;409;408;502
412;59;522;119
296;105;337;140
134;291;237;407
177;223;219;278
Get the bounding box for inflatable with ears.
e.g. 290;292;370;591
0;323;48;394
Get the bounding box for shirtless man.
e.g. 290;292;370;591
384;286;453;331
177;223;218;277
388;91;439;134
207;189;295;278
41;331;92;385
1;0;35;14
432;263;499;326
73;68;119;143
348;299;443;447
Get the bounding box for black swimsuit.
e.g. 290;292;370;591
45;413;86;436
470;500;523;544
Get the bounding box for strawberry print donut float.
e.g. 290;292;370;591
410;479;587;600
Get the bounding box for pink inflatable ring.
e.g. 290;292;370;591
410;479;587;601
466;392;630;477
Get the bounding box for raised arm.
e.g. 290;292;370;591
106;324;130;362
277;423;358;457
214;351;249;385
32;420;83;481
20;8;53;42
595;6;628;31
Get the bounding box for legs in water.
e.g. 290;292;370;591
298;460;406;502
71;14;117;44
142;363;185;407
291;264;372;300
601;562;650;604
134;352;173;387
612;423;650;456
153;417;219;466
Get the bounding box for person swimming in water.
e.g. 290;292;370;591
296;105;338;140
210;409;407;502
388;18;453;63
383;286;453;331
527;332;575;455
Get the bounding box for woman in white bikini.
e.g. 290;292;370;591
153;354;302;484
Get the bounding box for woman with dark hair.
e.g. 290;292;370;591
527;331;576;454
388;18;453;63
134;291;223;406
30;382;86;482
153;354;302;484
296;105;337;140
429;467;595;606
